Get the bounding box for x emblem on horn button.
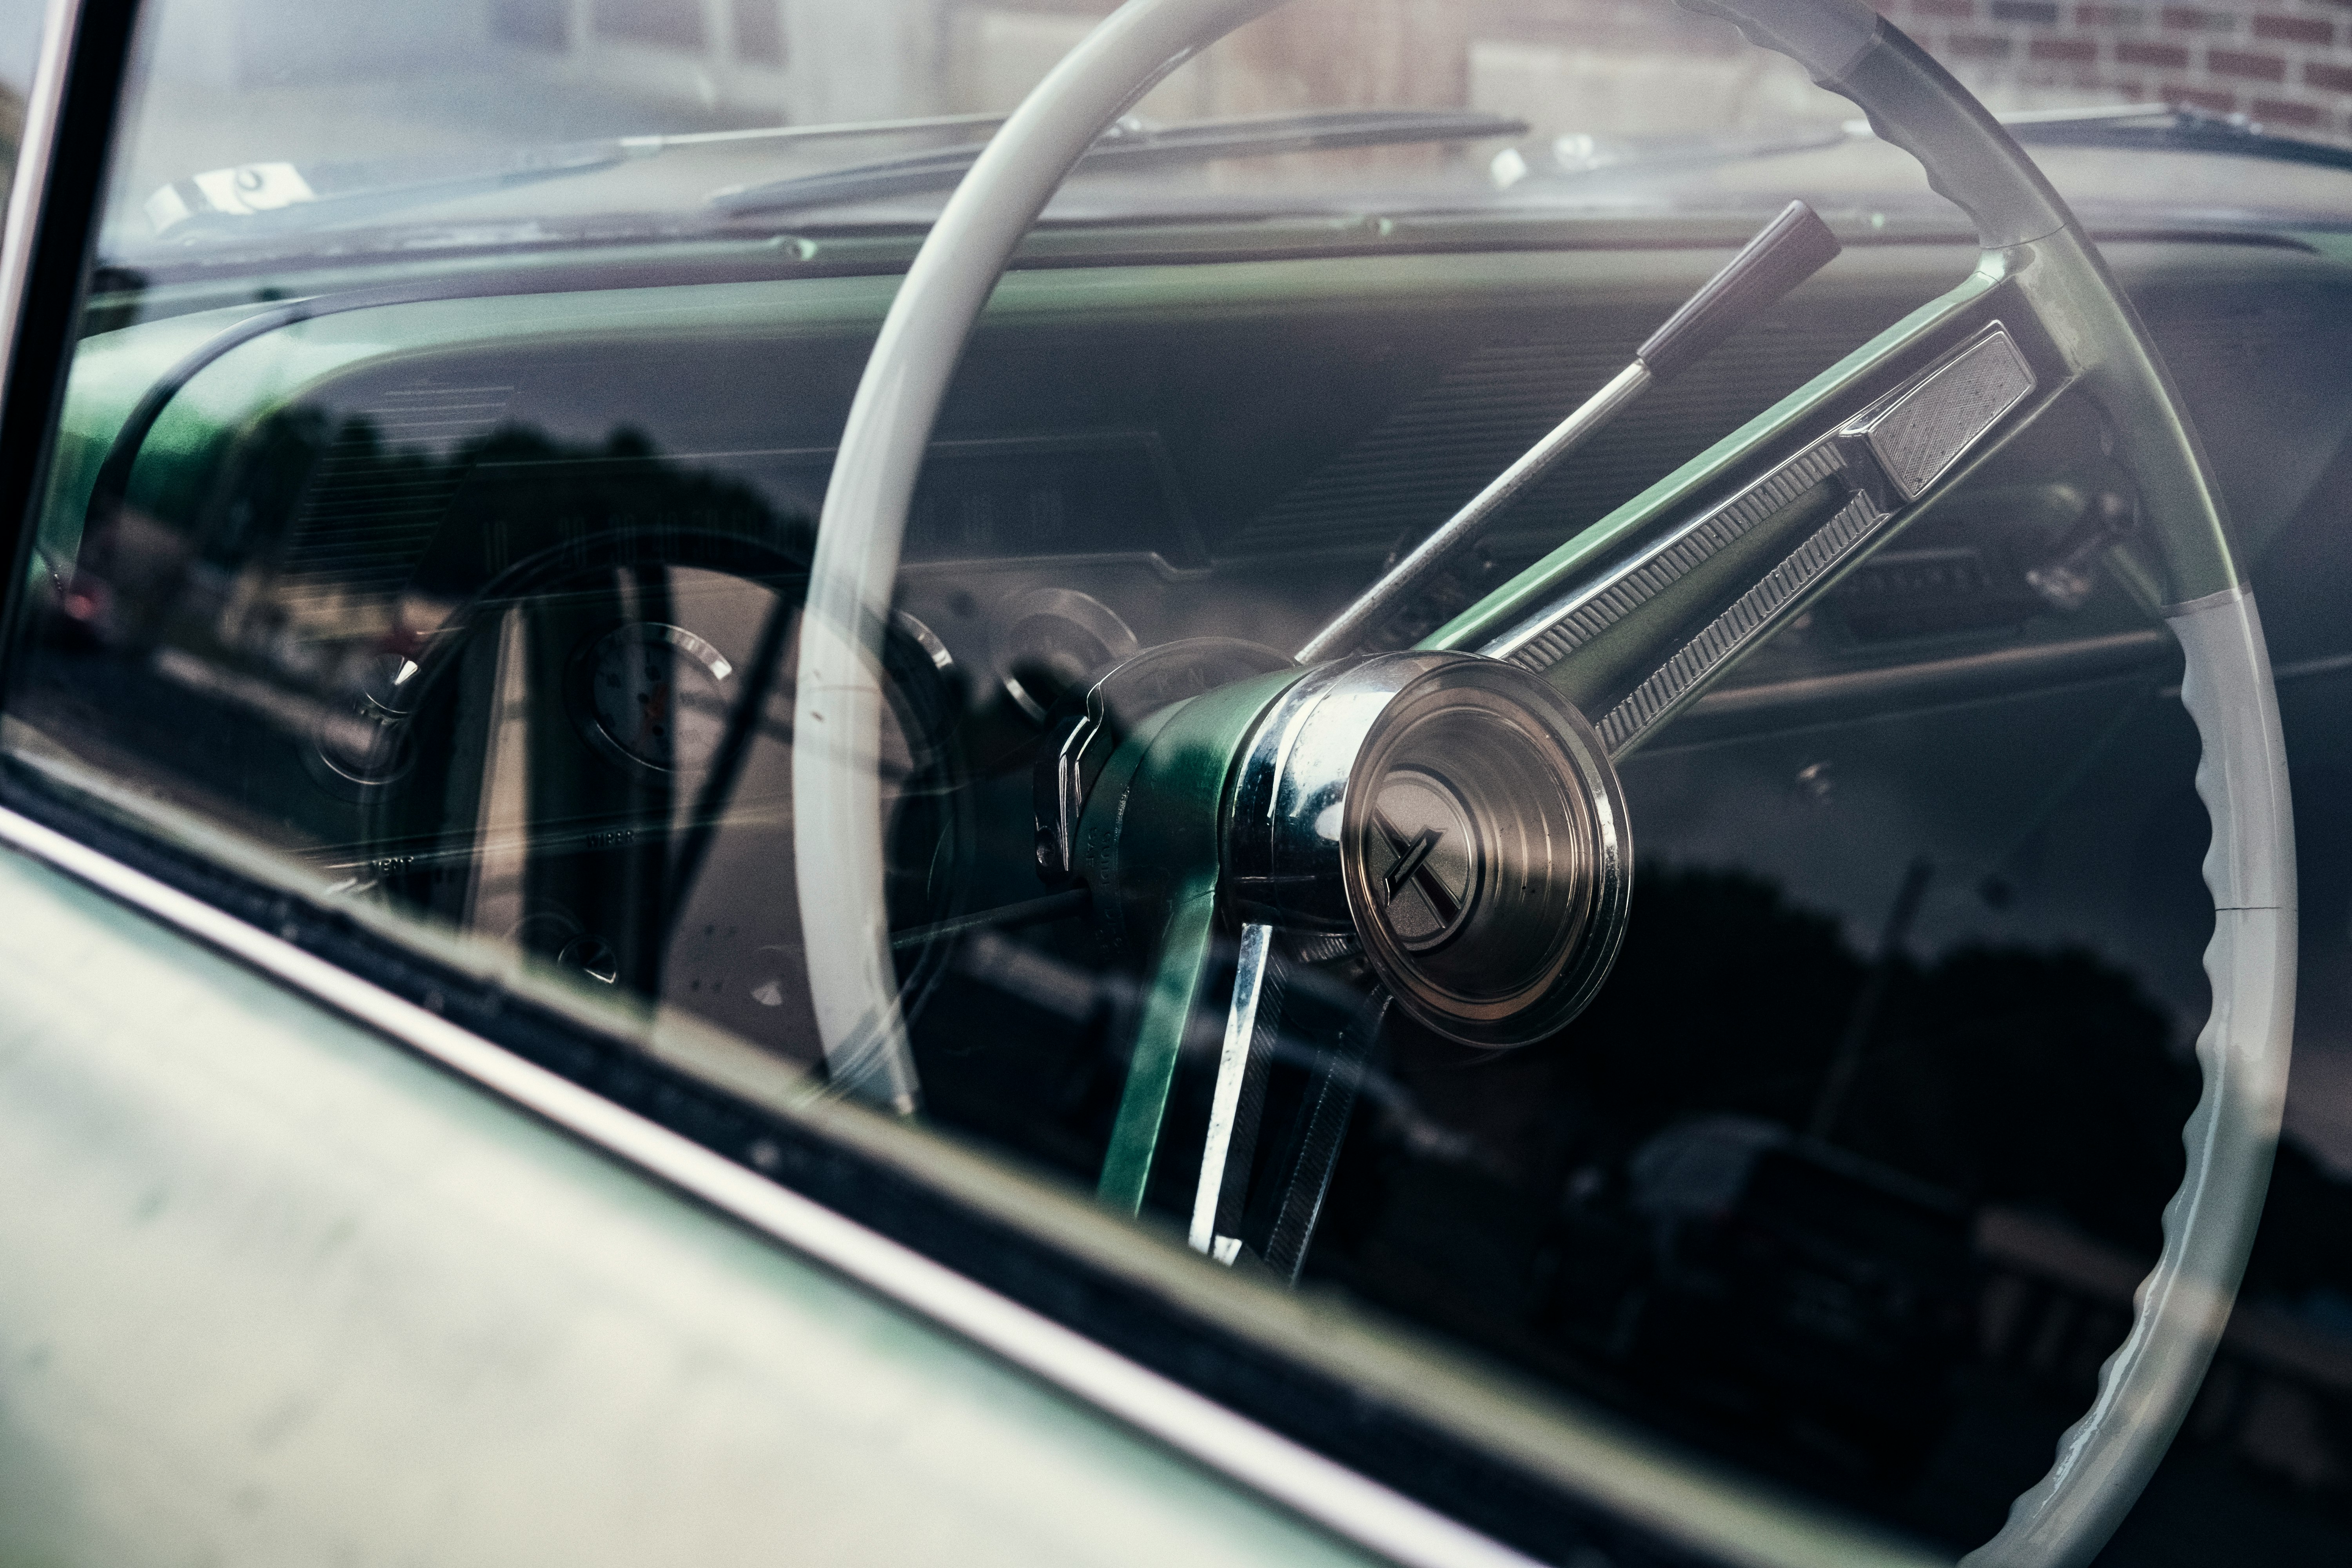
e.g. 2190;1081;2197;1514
1376;815;1458;922
1368;769;1478;949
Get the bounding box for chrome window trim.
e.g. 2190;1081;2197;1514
0;0;82;377
0;800;1539;1568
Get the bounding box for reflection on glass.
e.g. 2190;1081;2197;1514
10;2;2352;1561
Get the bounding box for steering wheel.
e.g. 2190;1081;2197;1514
789;0;2297;1561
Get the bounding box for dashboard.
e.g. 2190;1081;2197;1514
40;239;2350;820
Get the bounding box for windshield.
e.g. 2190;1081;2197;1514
91;0;2352;276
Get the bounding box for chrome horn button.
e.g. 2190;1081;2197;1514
1225;652;1631;1049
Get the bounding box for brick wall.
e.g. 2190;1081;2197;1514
483;0;2352;144
1874;0;2352;136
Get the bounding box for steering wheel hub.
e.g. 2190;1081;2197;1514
1226;652;1631;1047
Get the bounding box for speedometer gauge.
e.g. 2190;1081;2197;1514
575;621;735;775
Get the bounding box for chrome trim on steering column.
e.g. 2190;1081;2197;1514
1191;919;1281;1261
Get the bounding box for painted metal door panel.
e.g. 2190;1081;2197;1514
0;837;1379;1568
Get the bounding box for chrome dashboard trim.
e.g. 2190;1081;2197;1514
0;801;1539;1568
1670;626;2174;739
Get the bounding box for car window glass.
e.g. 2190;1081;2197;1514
8;4;2352;1565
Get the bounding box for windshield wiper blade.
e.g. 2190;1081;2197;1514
2000;102;2352;174
143;111;1014;237
706;108;1530;217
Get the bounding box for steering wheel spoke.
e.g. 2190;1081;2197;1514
1097;868;1221;1214
1434;267;2072;756
1190;919;1284;1260
1182;922;1392;1281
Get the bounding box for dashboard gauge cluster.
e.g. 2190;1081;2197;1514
989;587;1140;722
302;648;436;802
275;536;982;1060
570;621;737;777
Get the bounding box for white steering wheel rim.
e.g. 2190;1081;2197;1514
788;3;2298;1563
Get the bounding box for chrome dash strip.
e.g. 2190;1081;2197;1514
1483;441;1848;674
